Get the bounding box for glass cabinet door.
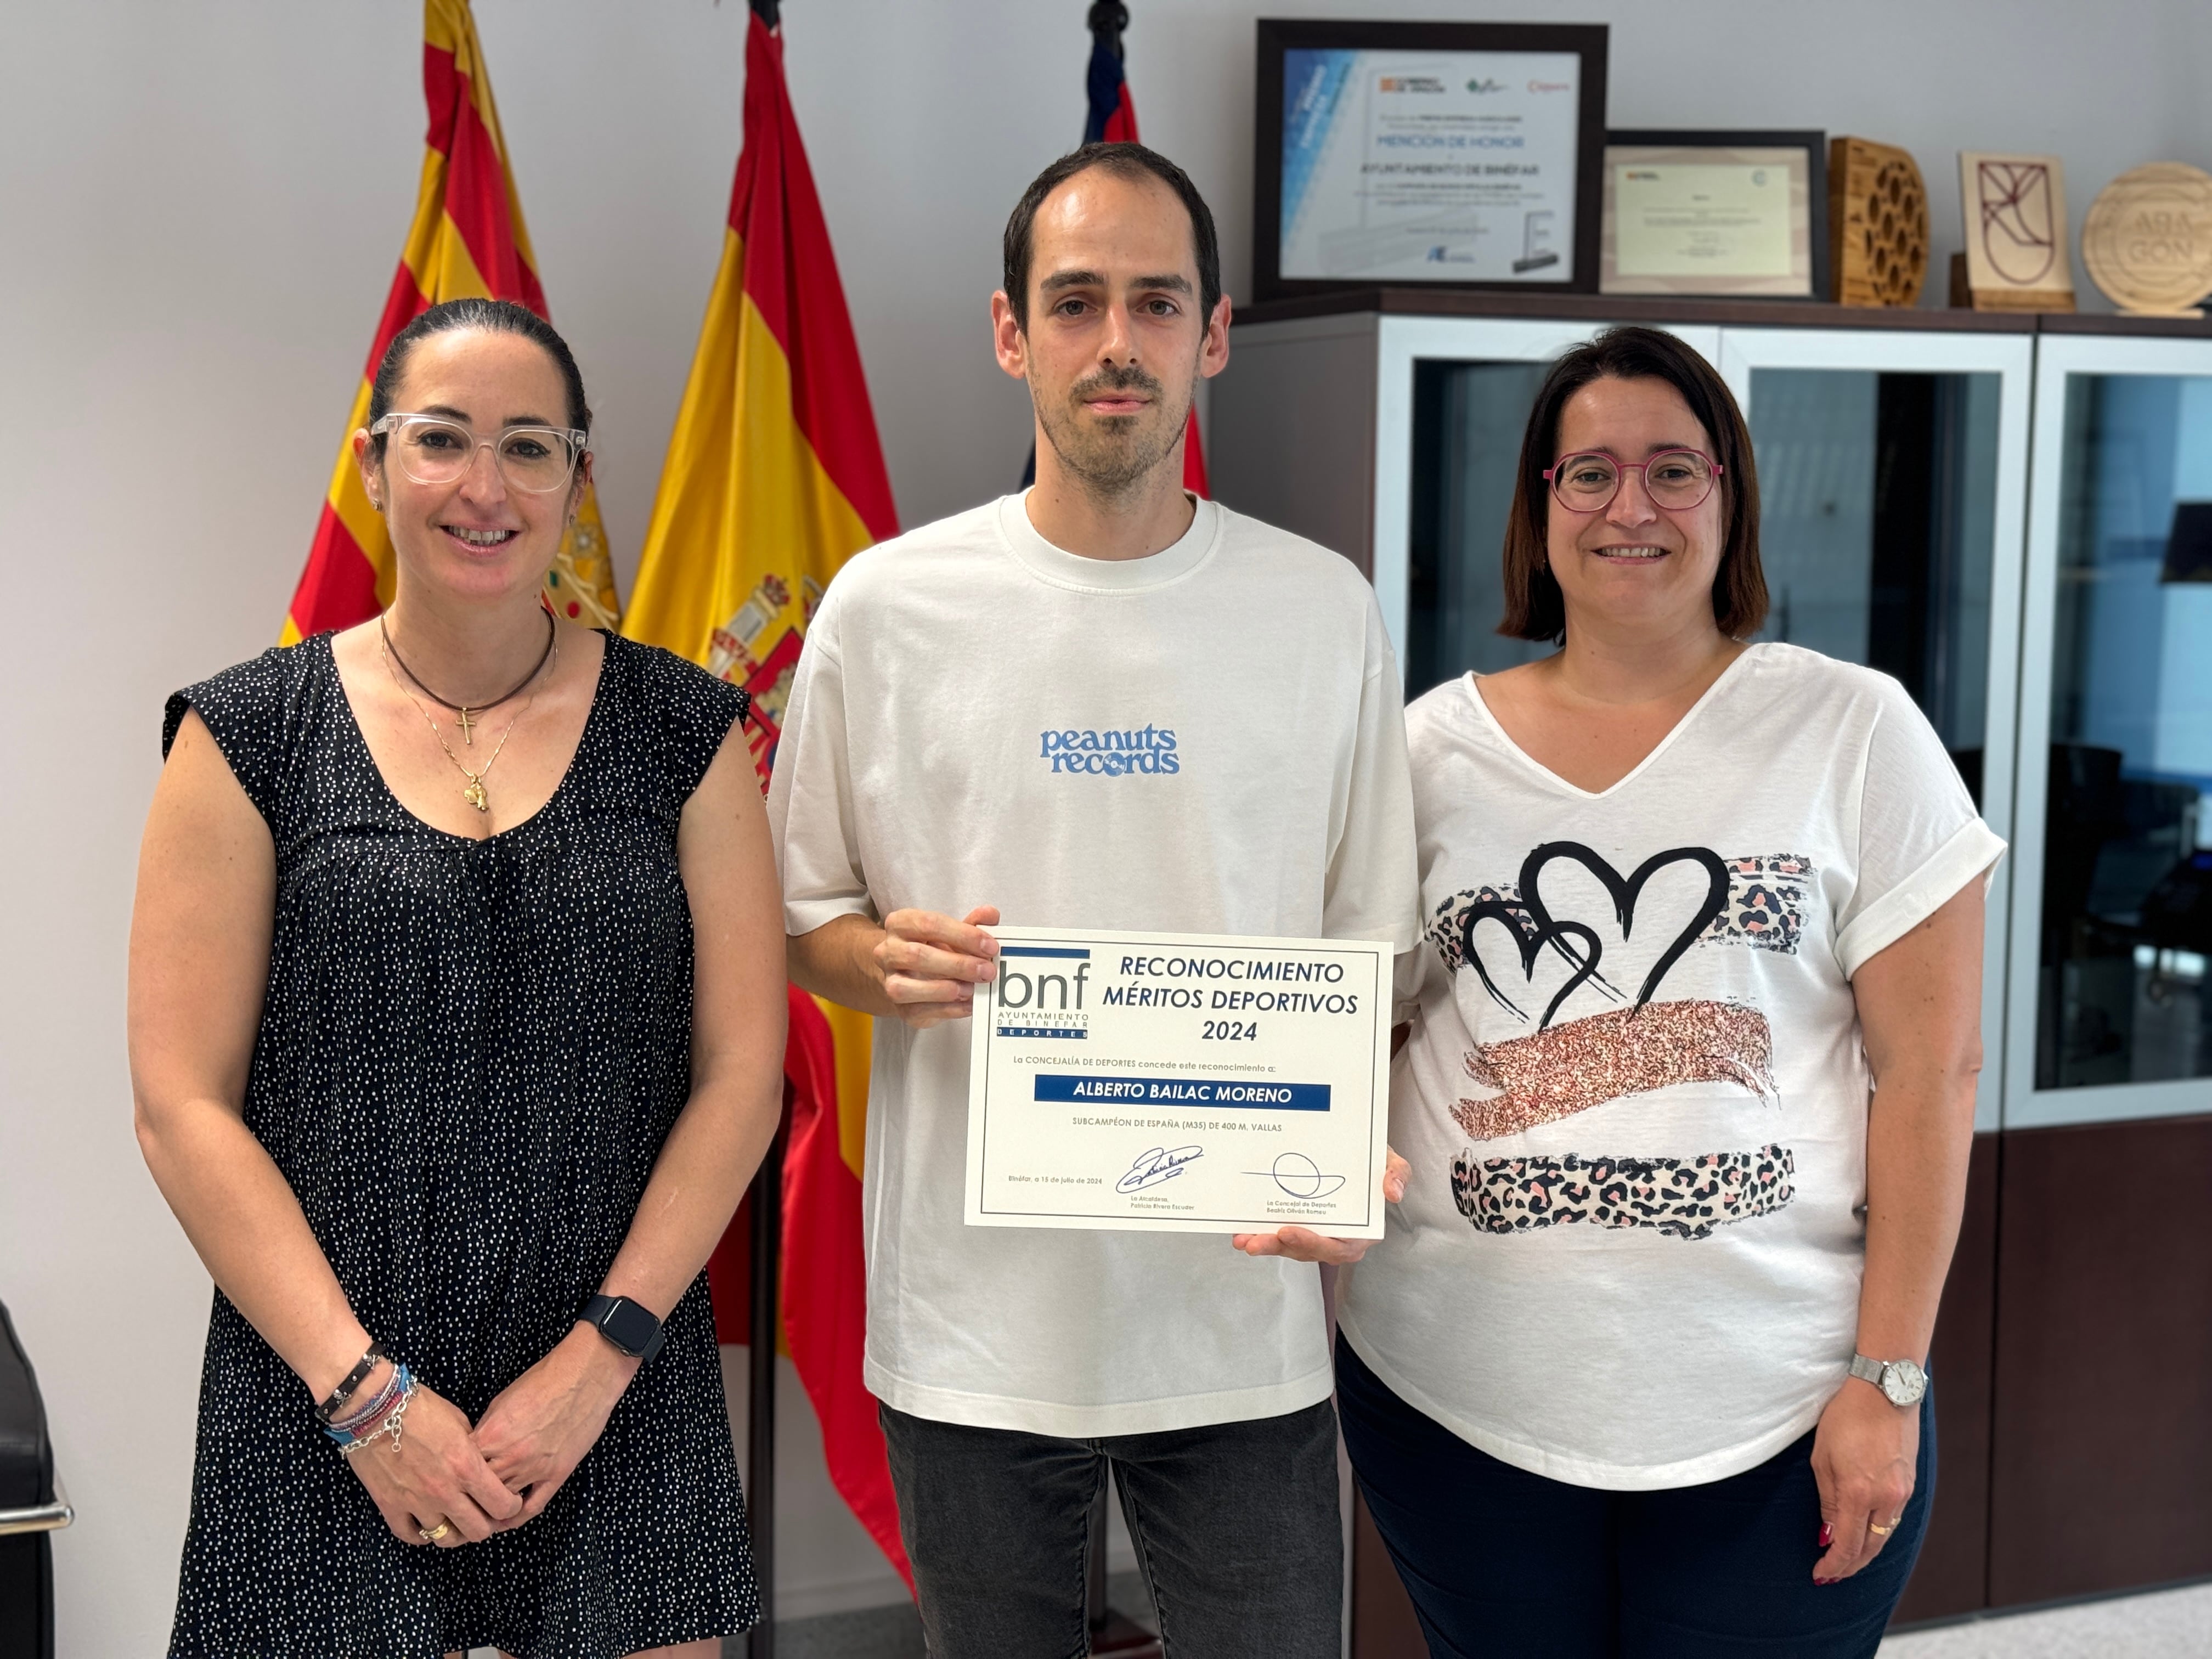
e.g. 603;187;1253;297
1404;357;1553;692
2017;347;2212;1112
1730;333;2031;1135
1742;367;2002;803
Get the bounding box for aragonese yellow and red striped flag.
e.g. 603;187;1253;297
281;0;620;643
623;0;907;1588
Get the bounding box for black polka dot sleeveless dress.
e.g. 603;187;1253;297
161;631;759;1659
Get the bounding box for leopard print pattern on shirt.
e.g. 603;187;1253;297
1423;852;1815;973
1451;1144;1795;1241
1717;854;1813;954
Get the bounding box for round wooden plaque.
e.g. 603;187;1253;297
2082;162;2212;314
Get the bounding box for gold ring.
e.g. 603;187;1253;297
419;1520;452;1543
1868;1519;1895;1537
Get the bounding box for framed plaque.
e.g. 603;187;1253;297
1254;20;1609;303
1599;129;1826;298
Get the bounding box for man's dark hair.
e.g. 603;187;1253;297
367;297;593;455
1001;142;1222;330
1500;325;1767;642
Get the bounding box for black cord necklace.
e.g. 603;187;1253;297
379;607;556;747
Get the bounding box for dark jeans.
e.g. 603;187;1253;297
879;1398;1342;1659
1336;1335;1933;1658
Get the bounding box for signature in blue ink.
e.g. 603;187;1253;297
1118;1145;1204;1193
1242;1152;1346;1200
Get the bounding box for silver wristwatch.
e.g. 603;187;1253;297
1848;1353;1927;1407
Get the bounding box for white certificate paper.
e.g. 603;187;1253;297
1613;163;1792;278
964;927;1393;1236
1278;48;1584;283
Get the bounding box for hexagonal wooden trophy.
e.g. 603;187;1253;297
1829;137;1929;307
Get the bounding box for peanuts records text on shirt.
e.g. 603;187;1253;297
1040;725;1180;775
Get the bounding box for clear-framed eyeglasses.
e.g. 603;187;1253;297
1542;448;1723;514
369;413;587;494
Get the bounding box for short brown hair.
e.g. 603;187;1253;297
1001;142;1221;331
1499;326;1767;642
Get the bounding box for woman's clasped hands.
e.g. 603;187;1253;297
348;1324;638;1548
345;1376;519;1550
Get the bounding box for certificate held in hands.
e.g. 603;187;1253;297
964;927;1393;1237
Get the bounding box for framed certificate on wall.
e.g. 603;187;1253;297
1599;129;1828;298
1254;20;1609;303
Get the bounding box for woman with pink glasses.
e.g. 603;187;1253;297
1336;326;2002;1656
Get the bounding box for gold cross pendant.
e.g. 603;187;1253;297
454;706;478;746
462;778;489;812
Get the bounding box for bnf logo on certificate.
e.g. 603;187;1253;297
965;927;1393;1236
993;946;1092;1040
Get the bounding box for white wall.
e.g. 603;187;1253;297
4;1;2210;1651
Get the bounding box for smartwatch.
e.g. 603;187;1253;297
579;1294;665;1363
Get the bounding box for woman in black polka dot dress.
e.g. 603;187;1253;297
129;300;784;1658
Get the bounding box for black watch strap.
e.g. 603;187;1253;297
579;1294;665;1363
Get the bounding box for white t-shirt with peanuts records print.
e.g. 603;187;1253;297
768;493;1418;1437
1338;644;2004;1489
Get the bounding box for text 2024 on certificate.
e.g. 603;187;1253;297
964;927;1393;1236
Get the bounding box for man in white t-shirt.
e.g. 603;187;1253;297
767;142;1418;1654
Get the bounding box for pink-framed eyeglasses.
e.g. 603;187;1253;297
1543;448;1723;513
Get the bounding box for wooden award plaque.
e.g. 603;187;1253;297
1830;137;1929;307
2081;162;2212;317
1955;151;2074;312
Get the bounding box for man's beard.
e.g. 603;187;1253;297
1032;360;1193;503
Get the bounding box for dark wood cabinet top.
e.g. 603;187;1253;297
1232;286;2212;338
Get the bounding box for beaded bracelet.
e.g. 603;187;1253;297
332;1365;414;1458
338;1380;414;1459
325;1360;404;1437
325;1364;415;1456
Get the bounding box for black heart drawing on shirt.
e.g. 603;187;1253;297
1462;842;1730;1030
1458;899;1606;1029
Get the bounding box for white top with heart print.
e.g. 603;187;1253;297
1338;641;2004;1489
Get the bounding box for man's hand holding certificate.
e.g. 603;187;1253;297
964;927;1394;1238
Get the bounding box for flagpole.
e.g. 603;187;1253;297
739;9;782;1645
1088;0;1127;67
747;1100;786;1656
640;0;913;1617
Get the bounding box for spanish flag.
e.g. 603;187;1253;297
622;0;907;1587
281;0;620;644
